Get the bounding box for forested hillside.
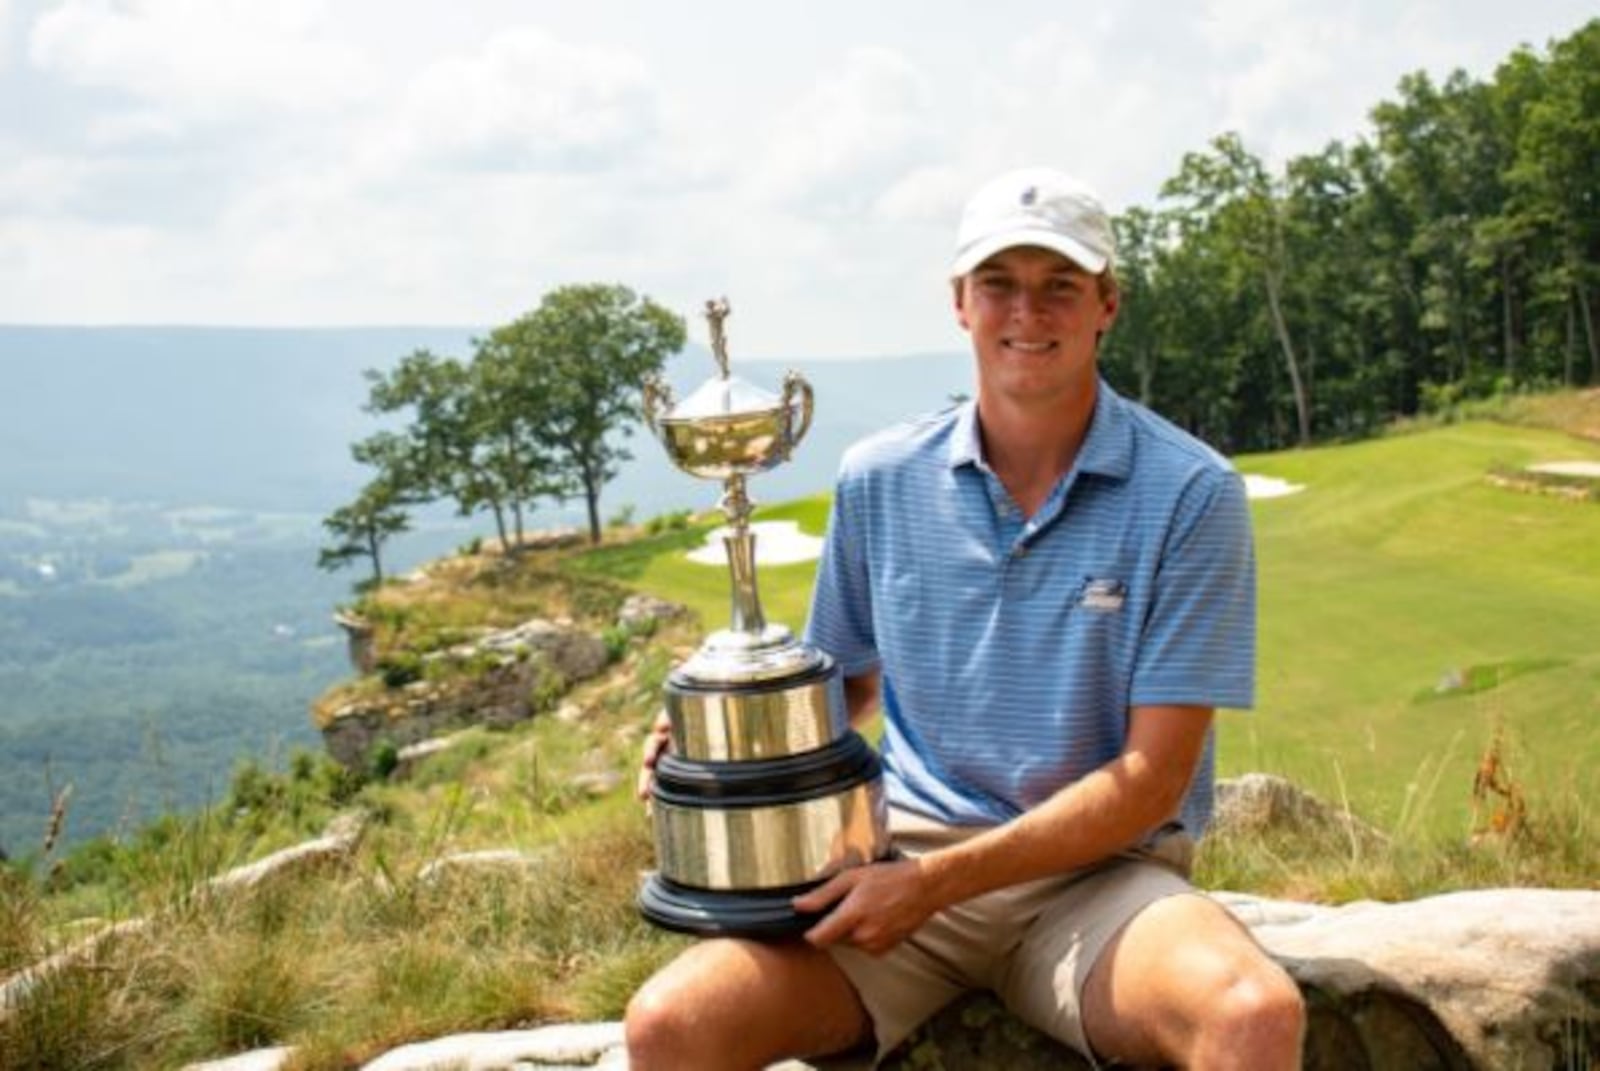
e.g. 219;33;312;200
1098;19;1600;452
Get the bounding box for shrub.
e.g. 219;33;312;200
644;509;692;535
369;739;400;782
377;653;424;689
601;625;631;664
528;666;568;715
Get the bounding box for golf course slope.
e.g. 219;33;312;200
578;416;1600;838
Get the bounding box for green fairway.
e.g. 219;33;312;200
570;494;833;632
572;425;1600;837
1231;421;1600;835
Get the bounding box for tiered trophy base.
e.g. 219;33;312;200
639;670;889;939
638;874;827;938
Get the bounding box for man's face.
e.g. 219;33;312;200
953;245;1117;410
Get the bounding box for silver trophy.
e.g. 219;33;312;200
637;298;889;937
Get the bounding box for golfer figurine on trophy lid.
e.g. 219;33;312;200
637;297;889;938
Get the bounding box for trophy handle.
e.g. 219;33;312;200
781;370;813;457
641;374;674;437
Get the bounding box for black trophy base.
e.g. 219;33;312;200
638;873;826;939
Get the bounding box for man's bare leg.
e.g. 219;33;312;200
626;937;873;1071
1082;893;1305;1070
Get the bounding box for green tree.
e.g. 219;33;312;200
1104;206;1165;406
1506;20;1600;384
364;351;517;548
1164;133;1313;446
483;284;685;545
318;433;413;587
316;478;410;588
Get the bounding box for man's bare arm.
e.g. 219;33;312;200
799;700;1212;953
843;670;881;729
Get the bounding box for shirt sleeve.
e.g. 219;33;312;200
803;469;882;677
1129;467;1256;710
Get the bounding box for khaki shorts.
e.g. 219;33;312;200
826;808;1196;1065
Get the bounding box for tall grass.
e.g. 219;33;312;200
0;632;687;1070
7;419;1598;1067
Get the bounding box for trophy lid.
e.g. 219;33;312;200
662;374;786;425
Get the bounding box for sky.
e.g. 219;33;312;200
0;1;1594;359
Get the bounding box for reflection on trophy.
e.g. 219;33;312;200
637;297;890;938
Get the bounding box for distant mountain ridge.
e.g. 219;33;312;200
0;325;975;849
0;325;974;522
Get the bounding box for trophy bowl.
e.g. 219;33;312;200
646;371;813;481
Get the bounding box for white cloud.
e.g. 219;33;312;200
0;0;13;71
28;0;375;130
0;150;100;214
387;26;658;172
746;47;936;212
874;165;969;225
4;0;1596;358
86;109;185;149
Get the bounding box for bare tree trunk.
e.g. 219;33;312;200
511;501;526;549
1502;256;1516;382
584;474;602;546
1566;291;1578;387
1263;268;1311;446
367;527;384;586
1579;282;1600;385
489;501;508;550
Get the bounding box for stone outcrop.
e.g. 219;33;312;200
415;849;549;886
205;812;365;893
333;611;378;674
1247;888;1600;1070
1211;771;1388;847
170;886;1600;1070
616;593;688;632
882;888;1600;1070
320;617;609;767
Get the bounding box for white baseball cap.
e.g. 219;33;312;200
951;167;1116;278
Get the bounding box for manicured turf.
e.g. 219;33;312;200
576;426;1600;836
1231;421;1600;835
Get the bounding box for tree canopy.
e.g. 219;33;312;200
320;283;684;579
1098;19;1600;453
480;284;686;545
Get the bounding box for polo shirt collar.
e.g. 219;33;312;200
947;378;1135;482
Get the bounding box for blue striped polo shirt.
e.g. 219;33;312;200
804;379;1255;837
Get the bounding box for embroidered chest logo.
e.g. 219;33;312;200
1079;577;1127;612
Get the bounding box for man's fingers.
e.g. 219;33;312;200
636;711;673;801
792;869;855;912
796;871;861;947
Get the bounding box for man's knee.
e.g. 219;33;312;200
625;974;697;1065
1208;960;1306;1054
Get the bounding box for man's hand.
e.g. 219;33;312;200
636;709;672;802
794;858;941;955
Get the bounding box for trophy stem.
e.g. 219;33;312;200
719;474;767;636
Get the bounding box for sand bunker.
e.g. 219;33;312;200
1242;474;1306;500
690;477;1305;567
1527;461;1600;479
688;520;825;566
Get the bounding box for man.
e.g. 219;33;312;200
627;167;1305;1070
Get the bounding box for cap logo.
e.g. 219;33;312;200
1019;185;1038;206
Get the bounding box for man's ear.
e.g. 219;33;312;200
952;278;970;331
1098;279;1120;331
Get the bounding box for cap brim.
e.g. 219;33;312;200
951;228;1108;278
